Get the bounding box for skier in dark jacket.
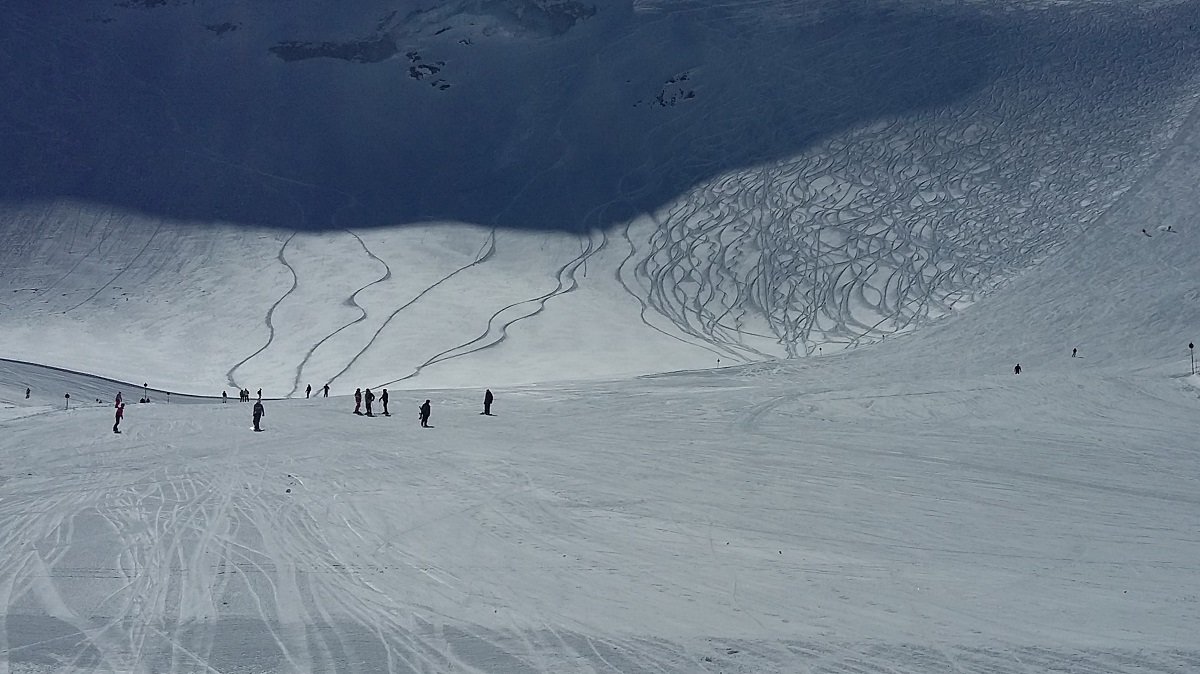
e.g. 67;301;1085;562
113;403;124;434
381;389;390;416
253;400;265;431
306;384;312;399
365;388;375;417
483;389;494;415
1014;363;1022;375
419;400;431;427
323;384;329;398
354;388;363;415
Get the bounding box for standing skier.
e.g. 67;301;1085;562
1014;363;1022;375
354;388;363;415
113;403;124;434
365;388;375;417
419;400;431;428
381;389;390;416
483;389;494;416
323;384;329;398
306;384;312;399
253;400;265;432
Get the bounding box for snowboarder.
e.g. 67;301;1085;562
253;400;265;432
222;390;228;403
323;384;329;398
381;389;390;416
354;388;363;415
419;399;431;428
365;388;375;417
306;384;312;399
1014;363;1022;375
483;389;494;415
113;403;124;433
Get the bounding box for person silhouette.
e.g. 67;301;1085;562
1014;363;1022;375
306;384;312;399
323;384;329;398
419;400;431;428
381;389;390;416
483;389;494;415
253;400;265;431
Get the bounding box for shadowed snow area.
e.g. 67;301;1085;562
2;0;1200;671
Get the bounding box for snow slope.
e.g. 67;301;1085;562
1;0;1200;672
2;0;1200;392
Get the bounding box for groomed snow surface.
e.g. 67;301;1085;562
3;0;1200;672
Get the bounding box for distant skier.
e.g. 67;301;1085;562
323;384;329;398
25;387;30;399
1142;228;1152;237
306;384;312;399
419;400;431;428
113;403;124;434
1071;347;1077;358
365;388;375;417
253;400;265;432
1014;363;1022;375
354;388;363;415
115;391;123;408
222;390;228;403
482;389;494;416
381;389;390;416
256;388;262;401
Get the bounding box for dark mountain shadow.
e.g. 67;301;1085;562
0;1;1192;232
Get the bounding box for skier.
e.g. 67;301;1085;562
25;387;30;399
419;399;431;428
1071;347;1077;358
365;388;375;417
253;400;265;432
483;389;494;416
256;388;262;401
381;389;390;416
1014;363;1022;375
115;391;123;408
323;384;329;398
113;403;124;434
306;384;312;399
354;388;363;415
222;390;228;403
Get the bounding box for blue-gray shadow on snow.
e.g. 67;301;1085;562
0;1;1191;232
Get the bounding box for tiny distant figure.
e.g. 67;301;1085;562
1014;363;1022;375
115;391;123;408
354;388;363;415
381;389;390;416
365;388;375;417
306;384;312;399
253;400;265;432
419;399;431;428
1142;228;1152;237
482;389;494;416
25;387;30;399
1166;225;1175;232
222;390;228;403
1071;347;1077;358
256;388;262;401
323;384;329;398
113;403;124;434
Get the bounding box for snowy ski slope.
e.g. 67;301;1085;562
1;0;1199;671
